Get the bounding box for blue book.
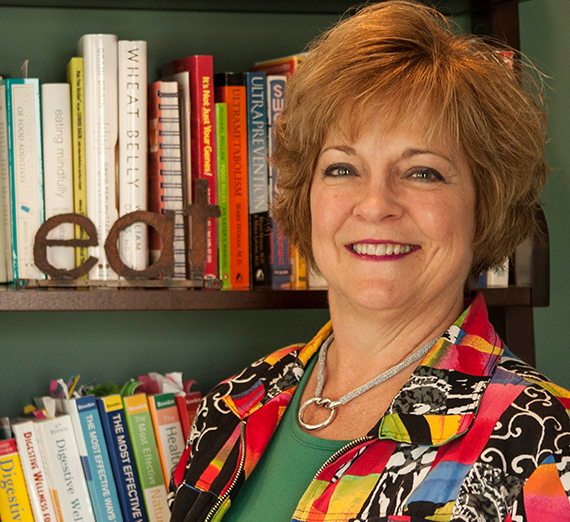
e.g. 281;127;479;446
266;75;290;289
0;78;45;280
59;395;124;522
97;395;148;522
245;72;271;287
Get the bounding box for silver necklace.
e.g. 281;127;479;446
298;333;439;431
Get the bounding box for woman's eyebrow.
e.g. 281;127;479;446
319;145;357;156
403;148;455;166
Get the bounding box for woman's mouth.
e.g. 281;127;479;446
350;242;415;256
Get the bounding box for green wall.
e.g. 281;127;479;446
0;5;337;419
520;0;570;389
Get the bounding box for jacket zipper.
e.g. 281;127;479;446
204;421;247;522
310;434;375;484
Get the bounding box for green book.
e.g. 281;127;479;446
216;102;231;289
122;394;169;522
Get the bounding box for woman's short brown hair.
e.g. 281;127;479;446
271;0;548;281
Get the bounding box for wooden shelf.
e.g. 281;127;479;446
0;285;531;311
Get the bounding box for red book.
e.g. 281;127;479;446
161;56;218;281
252;53;306;78
214;73;250;288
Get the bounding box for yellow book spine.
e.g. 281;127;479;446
66;57;88;275
0;440;35;522
290;245;307;290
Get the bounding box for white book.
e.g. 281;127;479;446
12;420;61;522
0;84;12;282
148;81;185;278
487;258;509;287
118;40;148;272
78;34;119;280
307;267;328;289
0;78;45;280
41;83;75;272
35;415;96;522
161;70;191;206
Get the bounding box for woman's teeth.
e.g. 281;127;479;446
351;243;413;256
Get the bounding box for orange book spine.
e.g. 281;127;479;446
214;74;250;288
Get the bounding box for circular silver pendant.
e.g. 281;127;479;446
298;397;337;431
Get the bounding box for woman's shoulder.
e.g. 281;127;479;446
488;351;570;435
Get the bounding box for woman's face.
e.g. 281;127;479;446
310;115;476;314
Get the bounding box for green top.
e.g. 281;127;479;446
222;354;350;522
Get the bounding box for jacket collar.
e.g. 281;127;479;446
223;293;503;447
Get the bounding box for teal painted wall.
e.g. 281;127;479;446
520;0;570;389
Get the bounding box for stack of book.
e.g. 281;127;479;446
0;373;201;522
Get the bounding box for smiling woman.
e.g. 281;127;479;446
167;1;570;521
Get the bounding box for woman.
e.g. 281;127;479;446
168;1;570;520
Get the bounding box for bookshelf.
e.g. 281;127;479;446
0;0;541;419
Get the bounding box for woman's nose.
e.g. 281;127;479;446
352;180;404;223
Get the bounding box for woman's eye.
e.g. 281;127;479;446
322;164;356;177
409;168;444;182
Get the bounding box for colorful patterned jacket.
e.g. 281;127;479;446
168;294;570;521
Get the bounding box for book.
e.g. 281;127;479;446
12;420;62;522
0;81;12;282
57;396;123;522
147;81;185;278
146;394;185;485
214;72;250;289
66;57;88;273
252;53;306;77
118;40;148;272
487;258;509;287
161;56;218;281
254;55;308;290
0;438;35;522
122;394;168;522
160;70;192;256
245;72;271;287
41;83;75;272
289;244;307;289
266;75;290;289
35;415;96;522
215;102;230;287
78;34;119;280
96;395;148;522
0;78;45;280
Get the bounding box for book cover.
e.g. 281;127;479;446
214;102;230;288
96;395;147;522
214;72;250;289
78;34;119;280
66;57;88;273
252;53;306;77
0;438;35;522
146;394;185;486
35;415;96;522
41;83;75;272
147;81;185;278
12;420;61;522
161;56;218;281
122;394;168;522
266;75;290;289
118;40;148;273
245;72;271;287
58;396;123;522
0;78;45;280
0;82;12;282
